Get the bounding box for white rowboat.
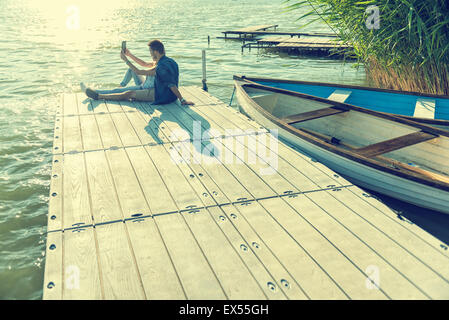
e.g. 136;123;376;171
234;79;449;214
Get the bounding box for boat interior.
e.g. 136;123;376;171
243;85;449;181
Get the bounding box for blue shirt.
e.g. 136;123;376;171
153;55;179;105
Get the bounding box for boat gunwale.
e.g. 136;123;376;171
234;75;449;127
234;79;449;192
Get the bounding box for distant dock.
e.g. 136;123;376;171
43;87;449;299
243;36;352;57
220;24;337;40
220;24;351;57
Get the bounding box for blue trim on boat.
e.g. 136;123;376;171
255;80;449;120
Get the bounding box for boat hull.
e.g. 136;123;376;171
234;81;449;214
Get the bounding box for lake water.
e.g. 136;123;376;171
1;0;448;300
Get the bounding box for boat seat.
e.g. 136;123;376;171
413;98;435;119
282;106;349;125
327;89;352;103
355;131;438;158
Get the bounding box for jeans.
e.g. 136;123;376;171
95;68;144;94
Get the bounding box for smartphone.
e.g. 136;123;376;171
121;41;126;53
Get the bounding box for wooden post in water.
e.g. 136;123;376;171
202;49;208;92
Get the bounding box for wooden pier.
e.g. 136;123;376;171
221;24;279;40
220;24;336;40
242;36;352;57
219;24;349;57
43;86;449;300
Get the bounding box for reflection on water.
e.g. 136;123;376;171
1;0;447;300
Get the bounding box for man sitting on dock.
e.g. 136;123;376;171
83;39;194;106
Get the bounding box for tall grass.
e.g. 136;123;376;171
284;0;449;95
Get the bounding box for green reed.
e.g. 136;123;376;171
284;0;449;94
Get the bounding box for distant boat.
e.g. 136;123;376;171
234;75;449;130
233;78;449;214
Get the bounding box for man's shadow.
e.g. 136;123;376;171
105;99;221;160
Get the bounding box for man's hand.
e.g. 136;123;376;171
181;99;195;106
120;51;128;62
124;48;131;56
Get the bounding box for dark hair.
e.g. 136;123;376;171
148;39;165;54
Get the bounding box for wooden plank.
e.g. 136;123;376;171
161;143;222;207
233;24;278;33
276;44;350;50
62;227;102;299
84;151;123;224
154;212;227;299
348;186;449;258
43;231;63;299
328;187;449;298
276;141;349;189
228;200;347;299
179;87;203;106
196;137;277;200
137;104;178;143
207;206;283;299
172;102;263;139
95;223;146;299
139;102;197;143
62;115;83;153
224;30;337;38
219;203;309;299
302;190;431;299
172;140;253;204
188;86;224;105
94;113;122;149
109;112;142;147
263;196;388;299
124;109;167;145
258;36;289;44
102;100;124;114
124;217;186;299
105;148;151;219
355;131;438;158
282;107;348;125
75;92;92;115
63;153;93;229
328;90;352;103
78;115;103;151
182;207;268;299
47;154;63;231
220;133;299;195
90;99;110;114
196;104;265;133
125;146;179;215
63;93;79;116
53;112;63;154
144;144;205;210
